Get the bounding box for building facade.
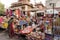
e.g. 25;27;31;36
46;0;60;8
46;0;60;14
10;0;33;17
35;2;46;17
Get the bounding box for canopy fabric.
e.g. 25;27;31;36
20;26;33;34
36;11;45;13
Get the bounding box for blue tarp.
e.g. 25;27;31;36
19;20;27;26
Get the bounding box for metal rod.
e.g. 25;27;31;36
50;3;55;39
52;3;54;38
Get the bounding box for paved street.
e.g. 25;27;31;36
0;32;18;40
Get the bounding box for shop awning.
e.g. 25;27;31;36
46;9;59;14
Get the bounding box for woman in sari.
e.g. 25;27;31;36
8;17;15;38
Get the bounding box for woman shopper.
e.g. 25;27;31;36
8;17;15;38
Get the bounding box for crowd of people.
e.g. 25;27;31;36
0;13;60;40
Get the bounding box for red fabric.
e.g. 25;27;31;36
9;22;14;37
9;9;12;16
6;9;9;15
0;17;3;23
15;9;21;18
18;9;21;18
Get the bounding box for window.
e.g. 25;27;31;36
28;0;30;2
19;0;23;1
49;3;56;7
22;6;25;10
23;11;25;15
37;12;44;17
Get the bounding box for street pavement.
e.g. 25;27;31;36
0;32;18;40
